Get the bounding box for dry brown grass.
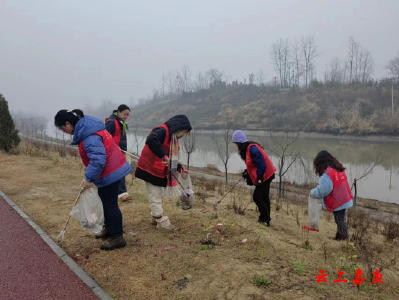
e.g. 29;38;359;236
1;151;399;300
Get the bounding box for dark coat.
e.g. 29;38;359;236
135;115;192;187
105;111;127;151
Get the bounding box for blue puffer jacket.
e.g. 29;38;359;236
71;115;132;188
250;145;266;176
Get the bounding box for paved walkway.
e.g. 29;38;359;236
0;196;100;300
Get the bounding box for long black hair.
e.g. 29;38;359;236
54;109;84;128
313;150;345;176
237;141;262;160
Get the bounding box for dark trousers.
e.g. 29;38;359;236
98;180;123;235
118;176;127;195
253;177;273;223
333;209;348;238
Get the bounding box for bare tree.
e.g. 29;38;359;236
330;58;343;83
52;125;60;150
270;38;290;87
256;70;266;86
360;49;374;83
211;124;234;183
206;67;224;87
194;71;205;91
131;123;145;155
181;65;192;93
263;131;303;195
351;157;384;207
61;131;67;157
165;71;177;97
182;128;197;170
161;73;166;102
301;36;318;87
385;51;399;78
347;36;357;83
175;70;184;96
346;37;374;84
38;119;48;142
291;39;303;87
248;73;255;85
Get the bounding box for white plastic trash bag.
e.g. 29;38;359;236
178;173;194;210
70;188;104;234
308;195;321;230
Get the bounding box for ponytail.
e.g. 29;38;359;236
54;109;84;128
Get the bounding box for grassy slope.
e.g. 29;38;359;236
0;151;398;300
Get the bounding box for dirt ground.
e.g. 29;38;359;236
0;151;399;300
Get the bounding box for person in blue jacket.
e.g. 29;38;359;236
232;130;276;227
54;109;132;250
311;151;353;240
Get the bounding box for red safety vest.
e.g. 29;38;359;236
105;118;121;147
324;167;353;211
137;124;171;178
78;130;126;179
245;144;276;186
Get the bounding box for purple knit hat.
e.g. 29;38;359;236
232;130;248;143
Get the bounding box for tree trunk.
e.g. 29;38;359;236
225;164;228;183
187;153;190;170
279;174;282;195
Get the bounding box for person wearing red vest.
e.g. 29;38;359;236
55;109;132;251
311;150;353;240
135;115;192;231
105;104;132;202
232;130;276;227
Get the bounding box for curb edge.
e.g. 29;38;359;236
0;190;113;300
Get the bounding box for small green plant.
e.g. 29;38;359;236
338;243;360;273
200;245;213;250
291;259;310;275
251;275;272;287
175;200;181;207
200;221;213;234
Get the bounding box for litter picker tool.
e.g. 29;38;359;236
214;177;243;210
57;191;82;244
121;149;140;160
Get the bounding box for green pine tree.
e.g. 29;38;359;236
0;93;21;153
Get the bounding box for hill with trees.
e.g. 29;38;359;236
125;37;399;135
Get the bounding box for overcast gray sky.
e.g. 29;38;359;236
1;0;398;115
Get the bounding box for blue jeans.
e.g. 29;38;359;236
118;176;127;195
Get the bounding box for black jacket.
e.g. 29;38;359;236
105;111;127;151
135;115;192;187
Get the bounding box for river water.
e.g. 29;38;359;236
127;130;399;204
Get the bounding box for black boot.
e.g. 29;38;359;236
257;218;270;227
95;226;112;240
100;234;126;251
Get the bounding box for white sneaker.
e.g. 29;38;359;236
155;216;176;231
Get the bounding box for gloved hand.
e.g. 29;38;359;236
257;175;263;185
162;155;169;166
242;169;248;179
180;166;189;180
